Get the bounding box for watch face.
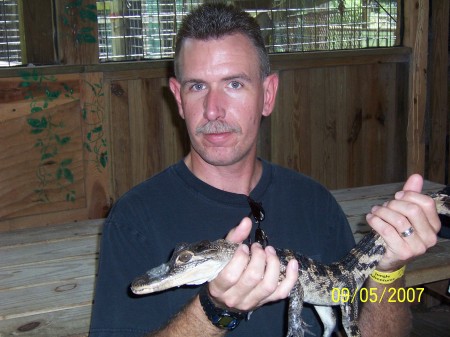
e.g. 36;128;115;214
214;313;239;330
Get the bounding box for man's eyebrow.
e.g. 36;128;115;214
223;73;252;82
180;78;203;87
181;73;253;87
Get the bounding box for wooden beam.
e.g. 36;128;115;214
20;0;56;65
403;0;430;176
55;0;99;65
427;0;449;184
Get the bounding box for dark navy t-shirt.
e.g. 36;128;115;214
89;160;355;336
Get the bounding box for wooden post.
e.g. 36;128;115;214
403;0;429;176
55;0;99;65
427;0;449;184
19;0;56;65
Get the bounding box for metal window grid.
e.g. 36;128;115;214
97;0;398;62
0;0;398;66
0;0;21;67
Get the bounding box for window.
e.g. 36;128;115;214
0;0;21;66
0;0;398;66
97;0;398;62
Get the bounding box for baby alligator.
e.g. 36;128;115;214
131;191;450;337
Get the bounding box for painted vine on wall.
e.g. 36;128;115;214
61;0;97;44
19;70;107;204
20;70;77;203
82;80;108;171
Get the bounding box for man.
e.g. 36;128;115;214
89;4;441;337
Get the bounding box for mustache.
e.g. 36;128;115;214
195;120;242;135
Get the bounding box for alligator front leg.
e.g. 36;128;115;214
286;282;306;337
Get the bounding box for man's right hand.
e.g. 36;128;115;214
207;217;299;312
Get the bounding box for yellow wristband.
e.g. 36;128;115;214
370;266;406;284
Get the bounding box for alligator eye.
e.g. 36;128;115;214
176;251;193;264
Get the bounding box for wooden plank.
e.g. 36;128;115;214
0;209;103;233
0;235;98;269
20;0;55;65
0;255;97;291
109;76;189;198
271;61;409;190
0;72;112;232
425;279;450;301
79;73;112;219
331;180;444;201
128;79;149;186
309;66;340;188
0;305;90;337
406;239;450;287
0;99;86;221
332;180;445;241
54;0;99;65
271;68;311;174
404;0;429;176
0;219;103;247
159;78;190;172
0;75;81;122
0;220;101;335
427;0;449;184
108;79;132;198
0;48;410;80
0;276;94;319
102;66;171;81
270;47;410;71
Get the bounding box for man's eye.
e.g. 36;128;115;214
191;83;205;91
228;81;242;89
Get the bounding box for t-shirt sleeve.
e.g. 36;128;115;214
89;205;167;337
90;214;153;337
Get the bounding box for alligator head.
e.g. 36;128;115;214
131;239;238;294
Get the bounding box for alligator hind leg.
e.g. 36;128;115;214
286;282;306;337
314;305;336;337
340;301;361;337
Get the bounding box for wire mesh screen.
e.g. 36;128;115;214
97;0;398;62
0;0;21;66
0;0;398;66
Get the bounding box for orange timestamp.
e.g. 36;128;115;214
331;287;424;304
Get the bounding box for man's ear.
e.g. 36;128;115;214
261;72;279;117
169;77;185;119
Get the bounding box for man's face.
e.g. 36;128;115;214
169;33;278;168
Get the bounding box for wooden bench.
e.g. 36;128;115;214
1;181;449;336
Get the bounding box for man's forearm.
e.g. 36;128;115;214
358;277;412;337
146;295;227;337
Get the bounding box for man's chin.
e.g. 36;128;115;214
194;149;247;167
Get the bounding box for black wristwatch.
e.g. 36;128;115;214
199;285;248;331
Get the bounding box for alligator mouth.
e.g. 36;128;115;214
130;258;230;295
131;263;170;294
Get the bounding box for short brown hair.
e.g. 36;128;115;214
173;3;270;80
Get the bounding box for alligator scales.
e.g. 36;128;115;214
131;191;450;337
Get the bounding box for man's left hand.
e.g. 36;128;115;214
366;174;441;272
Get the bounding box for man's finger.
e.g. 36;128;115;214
225;217;252;243
401;174;423;194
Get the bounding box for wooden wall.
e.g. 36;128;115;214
0;0;448;232
102;49;411;198
270;50;409;188
0;48;418;232
0;71;110;231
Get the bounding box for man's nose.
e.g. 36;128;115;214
203;88;225;121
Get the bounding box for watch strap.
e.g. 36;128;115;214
199;285;247;331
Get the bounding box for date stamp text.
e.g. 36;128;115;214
331;287;424;304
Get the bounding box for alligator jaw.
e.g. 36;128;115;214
130;240;237;295
130;259;229;294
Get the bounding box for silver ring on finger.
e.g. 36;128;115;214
401;226;414;238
